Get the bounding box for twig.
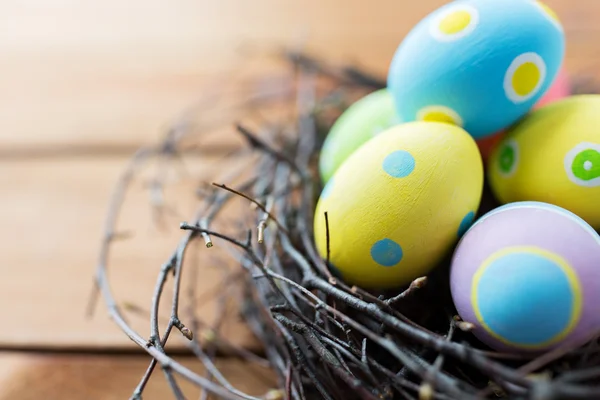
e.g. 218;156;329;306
384;277;428;306
94;49;600;400
212;183;288;235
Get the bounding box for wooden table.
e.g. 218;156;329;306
1;0;599;397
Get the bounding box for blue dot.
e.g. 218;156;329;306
321;177;334;199
370;239;403;267
475;252;574;346
382;150;415;178
458;211;476;237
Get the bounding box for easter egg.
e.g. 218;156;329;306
450;201;600;353
319;89;401;183
477;67;571;161
313;121;483;289
387;0;565;139
488;95;600;229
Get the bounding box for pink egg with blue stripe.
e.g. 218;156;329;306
450;201;600;354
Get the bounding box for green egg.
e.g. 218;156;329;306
319;89;401;183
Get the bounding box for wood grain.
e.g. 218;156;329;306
0;156;261;350
0;352;276;400
1;2;600;397
1;0;598;149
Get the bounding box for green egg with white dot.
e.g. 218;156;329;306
319;89;401;183
314;121;484;289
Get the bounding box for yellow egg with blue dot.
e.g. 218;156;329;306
313;121;483;289
488;95;600;229
387;0;565;139
451;201;600;353
319;89;401;183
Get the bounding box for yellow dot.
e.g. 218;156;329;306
512;62;541;96
439;10;472;35
421;111;456;124
536;1;561;25
417;106;463;127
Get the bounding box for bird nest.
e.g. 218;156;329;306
93;51;600;400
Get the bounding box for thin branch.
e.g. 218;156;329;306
212;183;288;235
384;277;428;306
93;49;600;400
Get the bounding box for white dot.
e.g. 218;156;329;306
584;161;593;171
416;105;464;127
503;52;547;104
429;4;480;43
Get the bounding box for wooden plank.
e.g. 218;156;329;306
0;352;276;400
0;155;263;350
1;0;598;149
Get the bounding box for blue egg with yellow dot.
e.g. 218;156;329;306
450;201;600;354
388;0;565;139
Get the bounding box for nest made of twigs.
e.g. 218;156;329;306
93;51;600;400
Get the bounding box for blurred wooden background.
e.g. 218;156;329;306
1;0;599;398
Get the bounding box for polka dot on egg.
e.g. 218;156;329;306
430;5;479;42
458;211;475;238
513;63;541;97
504;53;547;103
439;10;471;35
564;142;600;187
535;1;563;30
497;139;519;177
382;150;415;178
472;247;581;347
416;105;464;127
572;150;600;181
370;239;403;267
